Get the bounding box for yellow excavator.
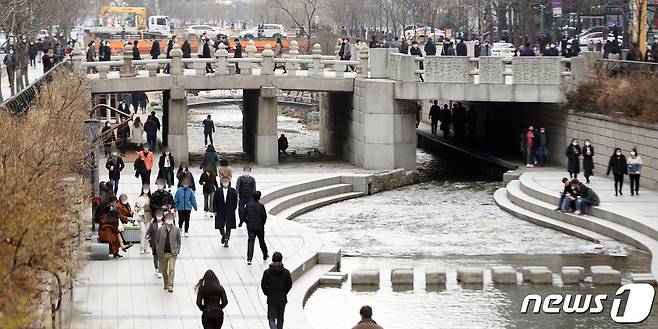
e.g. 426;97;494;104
86;6;170;39
100;6;148;31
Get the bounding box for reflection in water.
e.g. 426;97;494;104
299;151;656;328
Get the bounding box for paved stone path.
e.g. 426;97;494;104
71;157;371;329
1;60;44;99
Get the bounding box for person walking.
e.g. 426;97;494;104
131;116;145;146
627;148;642;196
424;38;437;56
606;148;628;196
28;41;40;67
105;149;124;195
582;139;595;183
195;270;229;329
174;177;197;237
164;35;176;74
245;191;268;265
218;159;233;185
260;252;292;329
36;38;43;63
429;101;440;135
146;210;163;277
200;144;220;176
536;127;549;166
439;104;451;138
409;41;423;82
565;139;582;180
202;38;215;74
274;38;287;73
177;161;196;191
200;168;219;217
158;149;175;190
101;121;116;157
135;185;152;254
214;177;238;248
137;144;154;185
132;40;141;60
151;179;174;214
144;115;158;152
236;166;256;227
42;48;55;73
203;115;215;146
156;213;181;292
233;38;243;74
575;182;600;216
525;126;535;168
116;122;130;156
352;306;384;329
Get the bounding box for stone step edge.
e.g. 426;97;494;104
493;188;608;243
518;172;658;241
260;176;342;204
276;192;366;220
266;183;354;215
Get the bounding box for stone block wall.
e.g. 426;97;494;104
566;113;658;187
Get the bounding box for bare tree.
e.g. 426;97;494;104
274;0;322;53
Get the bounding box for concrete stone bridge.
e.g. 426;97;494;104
74;39;597;170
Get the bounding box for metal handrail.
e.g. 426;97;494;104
1;61;72;115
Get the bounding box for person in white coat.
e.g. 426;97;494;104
131;116;145;146
134;185;152;254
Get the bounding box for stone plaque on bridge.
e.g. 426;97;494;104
512;57;562;85
387;53;399;80
423;56;471;83
477;57;505;84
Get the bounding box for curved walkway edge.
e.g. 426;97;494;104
494;170;658;282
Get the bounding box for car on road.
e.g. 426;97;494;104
239;24;287;39
186;25;229;39
490;42;515;62
579;32;622;46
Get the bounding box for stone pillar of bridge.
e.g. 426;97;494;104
255;87;278;166
168;87;188;164
351;78;417;170
241;87;278;166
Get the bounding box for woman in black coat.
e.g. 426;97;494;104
565;138;582;179
150;40;161;59
182;40;192;58
195;270;228;329
582;139;595;183
176;161;196;191
606;148;628;196
157;150;175;189
132;40;141;60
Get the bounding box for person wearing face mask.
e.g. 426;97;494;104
236;166;256;227
575;182;600;216
177;161;196;191
606;148;628;196
473;40;481;58
200;168;219;217
409;40;424;82
137;144;154;185
99;198;133;258
146;209;164;278
627;148;642;196
200;144;219;176
158;149;175;190
544;43;559;56
582;140;595;183
565;139;581;179
525;126;535;168
156;213;181;292
218;159;233;186
105;148;124;195
174;177;198;237
116;194;134;225
135;185;152;254
214;177;238;248
520;42;535;56
101;121;116;158
150;179;174;215
536;127;549;166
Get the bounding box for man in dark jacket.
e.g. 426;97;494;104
105;149;124;195
439;104;452;138
101;121;116;157
424;39;437;56
236;166;256;226
398;38;409;54
202;38;214;73
456;39;467;56
430;100;441;135
151;179;175;214
116;122;130;156
148;111;161;131
203;114;215;146
352;306;384;329
234;38;243;74
576;182;600;216
260;252;292;329
144;116;158;152
245;191;268;265
214;177;238;247
278;134;288;154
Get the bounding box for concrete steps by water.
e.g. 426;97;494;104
494;172;658;282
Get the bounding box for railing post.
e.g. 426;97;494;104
309;43;322;77
288;40;299;76
170;43;183;76
146;63;159;76
357;43;369;78
120;44;136;77
71;43;84;72
97;66;109;79
215;43;229;75
261;44;274;75
246;39;257;59
334;38;342;59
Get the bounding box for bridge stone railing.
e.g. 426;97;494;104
372;48;575;86
78;40;366;80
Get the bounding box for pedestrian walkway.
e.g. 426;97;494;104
495;169;658;281
70;158;371;329
0;61;44;99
